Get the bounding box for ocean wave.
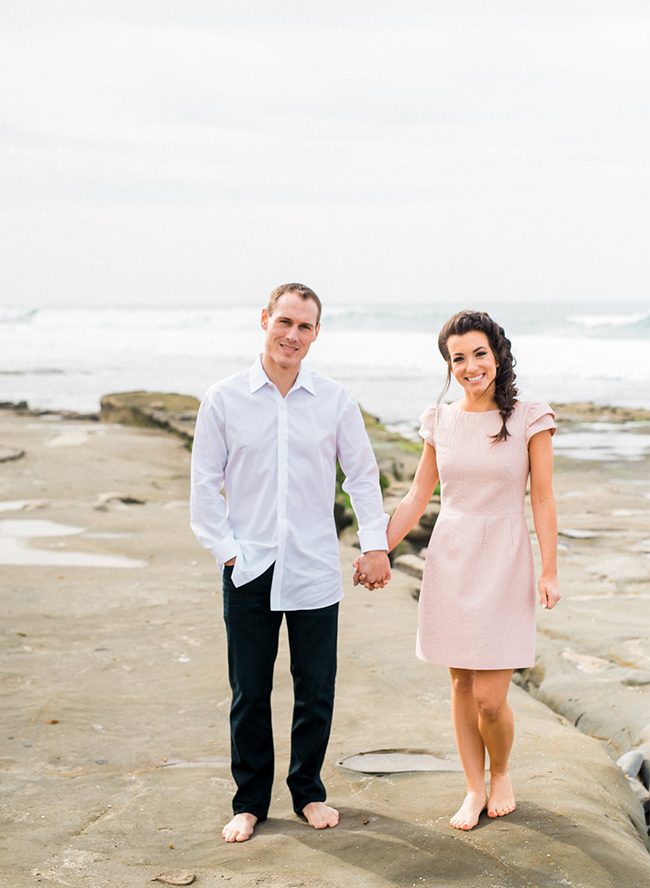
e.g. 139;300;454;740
0;368;88;377
566;311;650;331
25;306;259;331
0;309;38;324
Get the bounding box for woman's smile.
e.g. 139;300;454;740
447;331;499;406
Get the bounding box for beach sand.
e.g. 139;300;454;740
0;410;648;888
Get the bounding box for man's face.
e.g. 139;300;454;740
261;291;320;373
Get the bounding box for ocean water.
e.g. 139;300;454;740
1;302;648;430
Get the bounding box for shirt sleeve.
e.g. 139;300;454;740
525;402;556;445
418;405;438;448
190;389;243;567
336;393;389;553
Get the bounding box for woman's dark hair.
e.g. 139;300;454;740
438;310;518;443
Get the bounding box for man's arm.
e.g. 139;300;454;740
190;392;241;567
336;393;390;588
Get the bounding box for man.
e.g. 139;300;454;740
190;283;390;843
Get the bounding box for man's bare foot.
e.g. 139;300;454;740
487;772;516;818
449;790;487;831
302;801;339;829
222;812;258;842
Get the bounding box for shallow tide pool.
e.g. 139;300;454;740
0;518;147;568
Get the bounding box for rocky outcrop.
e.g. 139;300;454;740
359;407;423;484
100;391;200;445
552;402;650;423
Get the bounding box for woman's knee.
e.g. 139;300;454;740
474;683;510;720
472;671;512;717
449;668;475;695
475;696;507;721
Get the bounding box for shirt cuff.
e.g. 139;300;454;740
358;516;389;553
210;536;243;567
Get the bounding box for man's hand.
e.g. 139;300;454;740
352;551;391;590
224;557;236;566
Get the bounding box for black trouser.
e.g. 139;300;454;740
222;563;339;821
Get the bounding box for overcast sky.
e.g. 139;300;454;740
0;0;647;309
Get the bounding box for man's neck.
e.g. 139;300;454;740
261;354;300;398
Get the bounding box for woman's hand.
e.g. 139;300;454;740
539;575;560;610
352;553;389;590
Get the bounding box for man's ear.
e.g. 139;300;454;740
261;308;269;330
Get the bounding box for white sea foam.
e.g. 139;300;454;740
567;311;650;329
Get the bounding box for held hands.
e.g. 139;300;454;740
538;575;561;610
352;551;391;590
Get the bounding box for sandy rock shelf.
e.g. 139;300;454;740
0;406;648;887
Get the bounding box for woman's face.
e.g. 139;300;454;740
446;330;499;400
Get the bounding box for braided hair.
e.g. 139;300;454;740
437;310;518;444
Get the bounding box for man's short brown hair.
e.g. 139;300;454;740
267;283;322;326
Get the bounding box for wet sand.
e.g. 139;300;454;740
0;411;648;888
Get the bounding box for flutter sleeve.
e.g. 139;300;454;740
418;405;439;448
525;402;556;445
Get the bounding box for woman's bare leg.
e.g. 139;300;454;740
472;669;516;818
448;668;488;830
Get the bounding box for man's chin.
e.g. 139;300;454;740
275;352;302;368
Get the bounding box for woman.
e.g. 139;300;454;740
356;310;560;830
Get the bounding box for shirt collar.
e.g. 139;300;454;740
249;355;316;396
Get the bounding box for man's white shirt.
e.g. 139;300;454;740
190;356;389;611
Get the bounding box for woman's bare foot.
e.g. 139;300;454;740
222;812;258;842
449;790;487;830
487;772;516;818
302;801;339;829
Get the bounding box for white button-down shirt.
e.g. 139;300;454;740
190;356;389;611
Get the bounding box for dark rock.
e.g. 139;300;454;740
0;446;25;462
94;492;146;510
0;400;28;410
626;776;650;812
334;500;354;534
638;741;650;790
621;670;650;687
393;554;425;579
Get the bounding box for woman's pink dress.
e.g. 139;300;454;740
417;401;555;670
